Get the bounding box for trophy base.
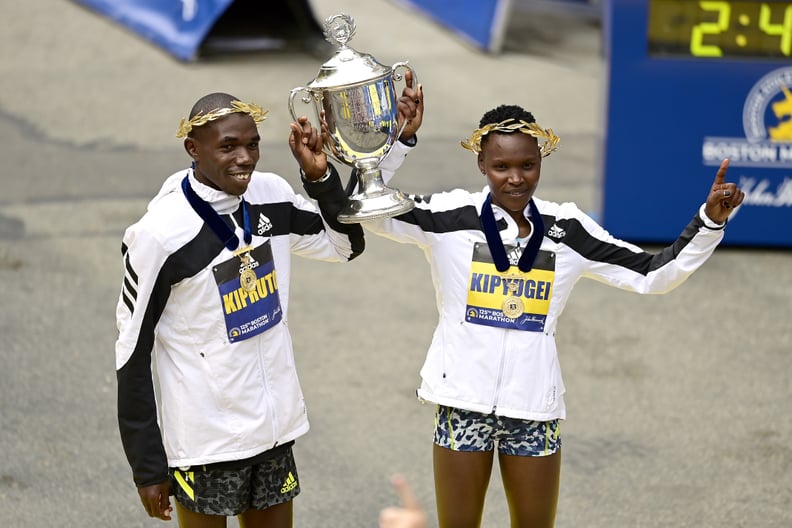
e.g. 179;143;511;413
336;188;415;224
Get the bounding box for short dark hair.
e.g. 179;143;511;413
188;92;238;120
478;105;537;150
479;104;535;128
185;92;239;138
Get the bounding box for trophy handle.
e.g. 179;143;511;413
288;87;312;123
289;86;347;167
392;61;418;92
377;62;418;166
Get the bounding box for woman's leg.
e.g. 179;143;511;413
433;443;494;528
498;449;561;528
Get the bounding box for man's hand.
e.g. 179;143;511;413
704;158;745;224
289;115;329;181
137;481;173;521
397;70;424;143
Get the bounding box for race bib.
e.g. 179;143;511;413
212;241;282;343
465;242;555;332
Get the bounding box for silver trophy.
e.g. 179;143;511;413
288;13;416;223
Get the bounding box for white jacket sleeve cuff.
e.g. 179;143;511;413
379;138;416;185
698;203;726;230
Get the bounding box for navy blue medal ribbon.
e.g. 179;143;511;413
181;175;252;251
480;193;544;272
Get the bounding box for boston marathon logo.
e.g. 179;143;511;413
702;66;792;207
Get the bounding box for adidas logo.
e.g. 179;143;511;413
240;253;260;272
280;471;298;494
258;214;272;235
507;246;522;265
547;223;565;240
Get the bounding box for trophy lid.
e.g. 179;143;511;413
307;14;392;89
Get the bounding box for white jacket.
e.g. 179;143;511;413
370;143;726;421
115;165;362;486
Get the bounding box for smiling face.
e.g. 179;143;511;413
479;131;541;219
184;112;260;196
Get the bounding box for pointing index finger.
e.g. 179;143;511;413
391;474;420;511
712;158;729;187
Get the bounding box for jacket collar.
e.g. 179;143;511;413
476;186;537;241
188;168;243;215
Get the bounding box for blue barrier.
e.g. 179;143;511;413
73;0;232;61
392;0;600;52
392;0;508;51
72;0;327;61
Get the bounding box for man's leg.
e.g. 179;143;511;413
243;445;299;528
174;501;227;528
238;500;293;528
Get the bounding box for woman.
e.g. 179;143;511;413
368;100;744;528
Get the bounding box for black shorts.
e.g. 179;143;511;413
169;444;300;516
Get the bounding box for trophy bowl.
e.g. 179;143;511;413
288;13;416;224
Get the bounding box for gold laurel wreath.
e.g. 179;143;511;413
176;100;269;138
461;119;560;158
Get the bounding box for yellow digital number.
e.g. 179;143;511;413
691;1;731;57
759;3;792;56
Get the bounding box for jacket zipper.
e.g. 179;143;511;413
491;330;508;413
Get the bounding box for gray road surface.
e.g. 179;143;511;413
0;1;790;527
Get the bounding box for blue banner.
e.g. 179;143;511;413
73;0;234;61
392;0;508;51
393;0;600;51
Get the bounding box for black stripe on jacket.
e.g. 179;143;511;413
301;164;365;260
117;225;225;487
550;213;705;276
391;195;482;234
382;196;707;278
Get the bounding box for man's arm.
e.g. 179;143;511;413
116;229;171;506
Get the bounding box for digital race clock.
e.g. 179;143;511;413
601;0;792;247
648;0;792;58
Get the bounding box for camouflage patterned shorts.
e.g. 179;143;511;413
434;405;561;457
169;446;300;516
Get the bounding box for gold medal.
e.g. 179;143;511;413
502;296;524;319
502;273;524;319
240;268;257;291
237;249;257;292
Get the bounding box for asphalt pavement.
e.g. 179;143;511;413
0;1;790;527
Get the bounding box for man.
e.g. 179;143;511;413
114;92;364;526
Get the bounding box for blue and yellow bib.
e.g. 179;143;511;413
212;240;282;342
466;242;555;332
